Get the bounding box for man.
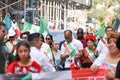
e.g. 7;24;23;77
96;26;115;55
28;33;55;72
0;21;7;73
91;27;115;67
77;28;87;48
61;30;83;69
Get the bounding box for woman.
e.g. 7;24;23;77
115;36;120;80
45;34;53;47
81;34;97;68
20;31;30;41
7;41;42;74
91;32;120;79
51;41;63;71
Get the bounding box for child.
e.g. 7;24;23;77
7;41;42;74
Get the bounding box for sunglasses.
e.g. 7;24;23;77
46;38;51;40
22;37;27;39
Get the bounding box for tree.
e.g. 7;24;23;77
90;0;120;27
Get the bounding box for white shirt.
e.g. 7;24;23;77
96;39;109;55
40;43;53;60
30;47;56;72
92;53;107;66
61;38;83;68
92;53;117;70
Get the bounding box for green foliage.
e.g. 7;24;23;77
90;0;120;27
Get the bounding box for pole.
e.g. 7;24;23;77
0;0;22;11
24;0;26;23
64;2;67;30
0;1;16;11
94;2;97;34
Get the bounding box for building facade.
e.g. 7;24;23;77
0;0;92;30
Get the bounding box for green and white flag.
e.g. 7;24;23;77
40;18;50;36
22;22;31;32
97;25;106;38
21;74;32;80
22;22;40;33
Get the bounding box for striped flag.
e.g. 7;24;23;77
4;14;21;37
4;14;16;36
22;22;40;34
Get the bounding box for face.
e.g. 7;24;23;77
35;37;43;49
0;26;6;41
107;38;119;54
106;28;114;36
46;35;52;44
51;41;58;50
77;29;84;37
87;39;94;48
21;34;28;40
64;31;72;42
17;45;30;61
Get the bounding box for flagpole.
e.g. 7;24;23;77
24;0;26;24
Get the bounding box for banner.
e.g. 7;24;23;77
72;68;110;79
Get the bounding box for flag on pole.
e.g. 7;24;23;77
22;22;32;32
15;22;20;30
22;22;40;34
97;25;106;38
4;14;12;31
14;22;22;38
4;13;21;37
40;18;50;36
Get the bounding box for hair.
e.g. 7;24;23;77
28;33;40;42
0;21;6;29
116;37;120;50
15;41;30;61
105;26;115;32
77;28;84;33
20;31;30;38
107;32;120;43
64;30;72;34
86;38;94;42
46;34;53;41
40;34;44;42
86;34;96;42
28;33;40;45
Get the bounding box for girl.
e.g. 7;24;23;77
82;34;97;68
7;41;42;74
51;41;63;71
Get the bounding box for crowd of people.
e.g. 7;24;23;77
0;21;120;79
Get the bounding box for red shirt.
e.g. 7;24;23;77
7;61;42;74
